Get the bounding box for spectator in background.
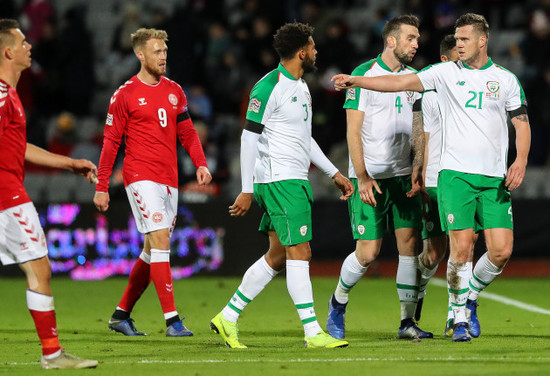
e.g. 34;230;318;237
57;5;95;116
20;0;53;44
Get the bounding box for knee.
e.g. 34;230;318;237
265;252;286;271
148;230;171;249
488;246;512;267
355;243;379;266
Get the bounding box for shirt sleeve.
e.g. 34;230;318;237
505;73;527;112
416;64;440;92
245;78;278;125
0;86;9;140
421;92;439;134
176;87;208;169
96;90;127;192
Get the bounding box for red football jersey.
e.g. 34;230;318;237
96;76;207;191
0;79;31;210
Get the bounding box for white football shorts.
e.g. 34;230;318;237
0;202;48;265
125;180;178;235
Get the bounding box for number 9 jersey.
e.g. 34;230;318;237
96;76;207;192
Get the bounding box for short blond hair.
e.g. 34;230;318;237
131;28;168;52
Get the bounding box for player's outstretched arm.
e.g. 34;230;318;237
25;143;98;183
332;73;424;93
506;112;531;191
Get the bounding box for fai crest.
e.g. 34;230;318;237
300;225;308;236
357;225;365;235
486;81;500;93
426;221;434;232
447;213;455;224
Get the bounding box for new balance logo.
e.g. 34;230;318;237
138;98;147;106
456;81;466;86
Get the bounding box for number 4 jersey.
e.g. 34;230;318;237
344;55;420;180
96;76;206;191
416;59;527;178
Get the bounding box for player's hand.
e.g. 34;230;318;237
407;166;424;197
331;74;354;91
196;166;212;185
69;159;98;184
229;192;253;217
332;172;354;201
505;158;527;191
93;191;110;212
358;174;381;207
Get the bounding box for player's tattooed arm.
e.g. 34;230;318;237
411;111;425;168
513;114;529;123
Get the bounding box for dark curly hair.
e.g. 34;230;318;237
273;22;314;60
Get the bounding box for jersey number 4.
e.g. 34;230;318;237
395;96;402;113
158;108;167;127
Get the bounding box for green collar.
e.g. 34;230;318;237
278;63;297;80
376;54;404;73
461;57;493;70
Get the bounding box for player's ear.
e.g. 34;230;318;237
387;35;397;49
298;48;306;61
135;50;144;61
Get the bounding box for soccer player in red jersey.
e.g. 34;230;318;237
0;19;98;369
94;28;212;337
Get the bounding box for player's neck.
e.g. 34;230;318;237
380;50;402;72
0;67;20;88
280;60;303;80
137;69;162;85
464;53;489;70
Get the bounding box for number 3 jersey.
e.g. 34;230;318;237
416;59;526;178
344;55;420;180
96;76;206;191
245;63;313;183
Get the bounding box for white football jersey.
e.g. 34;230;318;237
245;64;313;183
421;90;442;188
417;59;526;178
344;55;420;179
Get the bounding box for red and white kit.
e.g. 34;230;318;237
0;79;47;264
97;76;207;233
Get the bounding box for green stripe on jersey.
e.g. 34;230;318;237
246;69;279;124
343;59;376;110
495;63;528;106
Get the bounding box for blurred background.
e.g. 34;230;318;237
3;0;550;278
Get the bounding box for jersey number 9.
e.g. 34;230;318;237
158;108;167;127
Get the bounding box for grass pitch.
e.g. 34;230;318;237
1;276;549;375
